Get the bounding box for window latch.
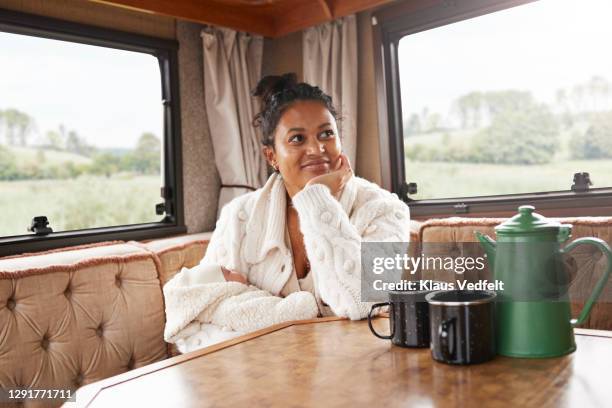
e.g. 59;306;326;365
161;186;172;199
157;186;173;216
399;182;418;201
571;172;592;193
453;203;469;214
28;216;53;235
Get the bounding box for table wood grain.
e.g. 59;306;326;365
71;318;612;408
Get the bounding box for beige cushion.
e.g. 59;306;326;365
0;243;167;394
139;232;212;287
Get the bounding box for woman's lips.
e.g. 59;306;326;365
301;162;330;172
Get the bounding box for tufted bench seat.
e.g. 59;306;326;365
0;233;211;407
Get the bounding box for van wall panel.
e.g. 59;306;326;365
262;31;303;81
177;20;220;232
356;10;382;185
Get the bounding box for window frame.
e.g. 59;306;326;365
0;8;185;257
372;0;612;218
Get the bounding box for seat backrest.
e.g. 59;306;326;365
0;242;168;394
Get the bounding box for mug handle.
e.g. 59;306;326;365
368;302;394;340
439;317;456;361
560;237;612;327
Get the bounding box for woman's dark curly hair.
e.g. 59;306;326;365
252;73;338;148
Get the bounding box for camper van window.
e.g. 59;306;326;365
376;0;612;216
0;9;184;255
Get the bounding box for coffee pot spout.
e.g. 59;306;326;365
475;231;496;266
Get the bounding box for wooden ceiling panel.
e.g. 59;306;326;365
91;0;397;37
272;0;331;36
330;0;399;17
92;0;276;36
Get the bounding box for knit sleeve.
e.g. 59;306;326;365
291;182;410;320
199;199;247;276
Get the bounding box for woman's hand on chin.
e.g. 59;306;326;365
305;153;352;197
221;266;248;284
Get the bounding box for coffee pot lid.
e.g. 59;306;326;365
495;205;561;234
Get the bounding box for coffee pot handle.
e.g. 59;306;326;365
560;237;612;327
368;302;395;339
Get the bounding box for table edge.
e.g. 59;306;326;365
574;328;612;338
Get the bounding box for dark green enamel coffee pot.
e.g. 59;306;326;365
476;205;612;358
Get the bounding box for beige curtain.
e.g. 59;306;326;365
303;15;358;168
201;27;267;217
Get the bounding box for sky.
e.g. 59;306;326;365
0;31;163;149
398;0;612;123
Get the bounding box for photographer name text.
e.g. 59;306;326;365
372;279;505;292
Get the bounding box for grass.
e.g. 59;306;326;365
0;175;163;236
404;123;612;199
406;159;612;200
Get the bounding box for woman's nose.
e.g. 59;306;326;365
305;137;325;154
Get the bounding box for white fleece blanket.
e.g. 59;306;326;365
163;264;319;353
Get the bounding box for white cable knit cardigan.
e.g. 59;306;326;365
201;172;411;320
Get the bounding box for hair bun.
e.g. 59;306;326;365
252;73;298;106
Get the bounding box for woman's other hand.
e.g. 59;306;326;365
305;153;352;197
221;266;248;284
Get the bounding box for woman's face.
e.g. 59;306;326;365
264;100;342;196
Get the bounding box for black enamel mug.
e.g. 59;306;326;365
367;290;432;348
426;290;496;365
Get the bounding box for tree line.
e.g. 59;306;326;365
404;76;612;164
405;76;612;135
0;109;160;180
1;108;100;155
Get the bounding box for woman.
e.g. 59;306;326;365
200;73;410;320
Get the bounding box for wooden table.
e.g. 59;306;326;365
71;317;612;408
